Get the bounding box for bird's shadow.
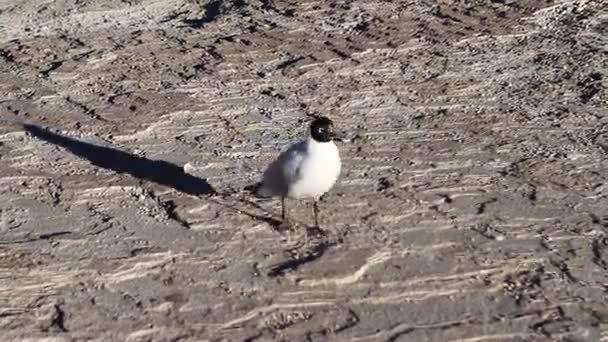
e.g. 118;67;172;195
22;124;309;231
220;197;327;236
210;194;292;231
22;124;216;196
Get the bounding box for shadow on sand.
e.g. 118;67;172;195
23;124;216;196
22;123;288;228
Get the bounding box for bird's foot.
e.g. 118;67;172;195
306;225;327;238
275;219;294;232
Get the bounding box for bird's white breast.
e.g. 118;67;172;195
287;139;341;199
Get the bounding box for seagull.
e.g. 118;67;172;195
252;116;342;230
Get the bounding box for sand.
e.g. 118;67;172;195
1;0;607;340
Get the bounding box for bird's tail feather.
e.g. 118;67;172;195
243;182;260;193
244;182;273;198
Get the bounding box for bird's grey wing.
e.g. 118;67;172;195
279;142;307;184
256;142;306;197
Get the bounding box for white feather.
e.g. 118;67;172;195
256;137;341;200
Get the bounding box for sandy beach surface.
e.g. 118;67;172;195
1;0;607;340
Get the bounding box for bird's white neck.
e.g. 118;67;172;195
307;136;335;150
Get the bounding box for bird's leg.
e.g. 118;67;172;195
281;196;287;221
277;196;296;233
306;198;326;238
312;199;320;227
275;196;291;232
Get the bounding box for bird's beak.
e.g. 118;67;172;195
332;130;347;142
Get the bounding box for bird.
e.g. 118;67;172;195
251;116;342;230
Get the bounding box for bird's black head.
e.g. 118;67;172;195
310;116;335;142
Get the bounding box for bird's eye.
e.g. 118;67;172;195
318;128;325;133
